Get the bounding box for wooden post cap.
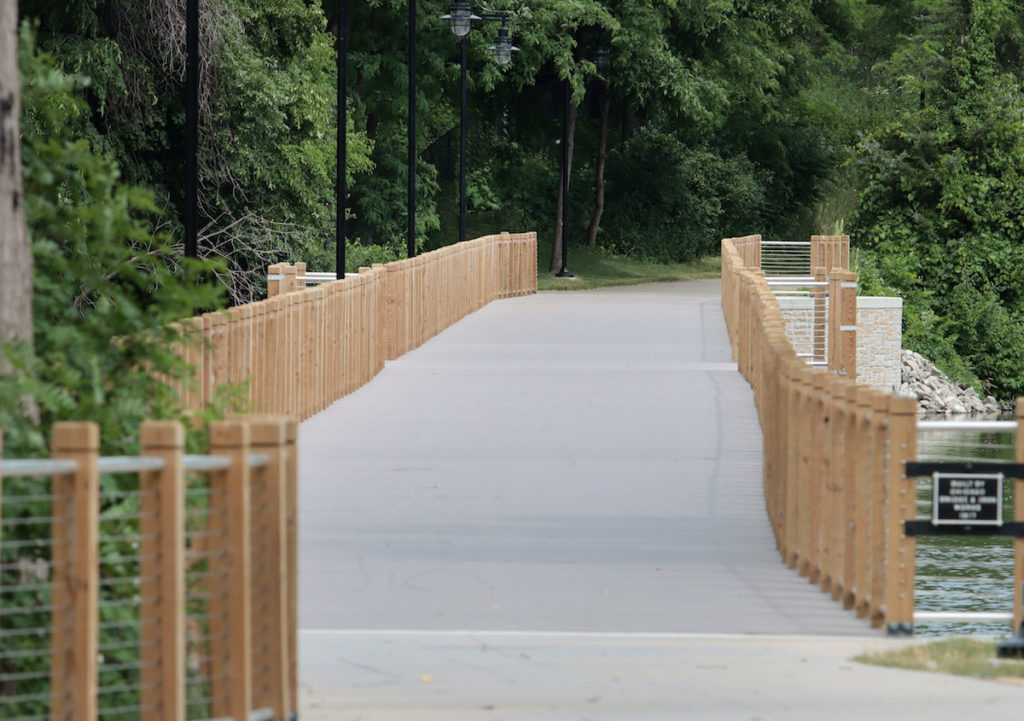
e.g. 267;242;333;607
139;421;185;448
248;418;289;447
890;395;918;415
51;422;100;451
209;420;250;448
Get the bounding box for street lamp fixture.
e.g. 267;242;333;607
442;0;480;38
490;23;516;66
442;3;518;245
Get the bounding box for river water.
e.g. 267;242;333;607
914;421;1017;637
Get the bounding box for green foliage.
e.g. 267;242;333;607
343;241;403;273
22;0;374;290
20;0;1024;399
1;29;225;457
0;31;232;721
849;0;1024;398
601;127;765;262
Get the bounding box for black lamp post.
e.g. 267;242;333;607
442;3;516;245
336;0;347;279
409;0;417;259
185;0;199;258
554;76;573;278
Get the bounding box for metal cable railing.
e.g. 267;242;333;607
0;418;297;721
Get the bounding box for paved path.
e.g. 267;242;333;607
297;280;1024;718
299;631;1024;721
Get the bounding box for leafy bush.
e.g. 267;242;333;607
601;127;765;262
849;4;1024;398
1;28;224;457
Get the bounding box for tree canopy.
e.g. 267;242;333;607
5;0;1024;413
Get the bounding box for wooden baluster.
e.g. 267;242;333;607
50;423;100;721
139;421;186;721
885;396;918;635
249;417;291;719
208;421;253;720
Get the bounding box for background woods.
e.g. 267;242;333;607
4;0;1024;446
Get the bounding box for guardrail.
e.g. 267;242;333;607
0;417;297;721
162;231;537;421
721;234;1024;636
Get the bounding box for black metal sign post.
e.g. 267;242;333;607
904;460;1024;657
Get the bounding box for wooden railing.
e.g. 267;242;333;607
722;234;919;633
0;230;537;719
723;234;1024;635
165;231;538;421
0;416;297;721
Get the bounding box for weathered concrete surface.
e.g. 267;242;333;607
299;630;1024;721
300;281;868;635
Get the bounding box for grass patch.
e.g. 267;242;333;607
856;639;1024;681
536;244;720;291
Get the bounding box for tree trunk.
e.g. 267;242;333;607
0;0;33;376
549;93;578;273
586;77;611;248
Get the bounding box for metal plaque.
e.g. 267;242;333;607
932;473;1003;526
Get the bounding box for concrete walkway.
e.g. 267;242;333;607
297;280;1024;718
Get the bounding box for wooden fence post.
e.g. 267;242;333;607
812;235;850;272
782;353;802;565
827;269;843;374
885;396;918;635
840;270;858;380
139;421;186;721
795;364;814;575
249;417;292;720
868;391;889;628
812;267;827;366
254;301;268;413
826;377;848;600
819;376;841;593
50;422;100;721
846;386;870;612
283;263;297;295
268;263;282;298
284;418;299;711
808;365;829;585
216;313;229;403
208;421;253;721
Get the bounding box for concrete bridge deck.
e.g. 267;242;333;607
297;280;1024;719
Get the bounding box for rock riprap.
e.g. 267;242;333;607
895;349;1000;415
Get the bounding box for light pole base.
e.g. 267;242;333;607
555;269;575;278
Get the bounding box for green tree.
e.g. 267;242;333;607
2;29;224;456
21;0;374;298
851;0;1024;396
